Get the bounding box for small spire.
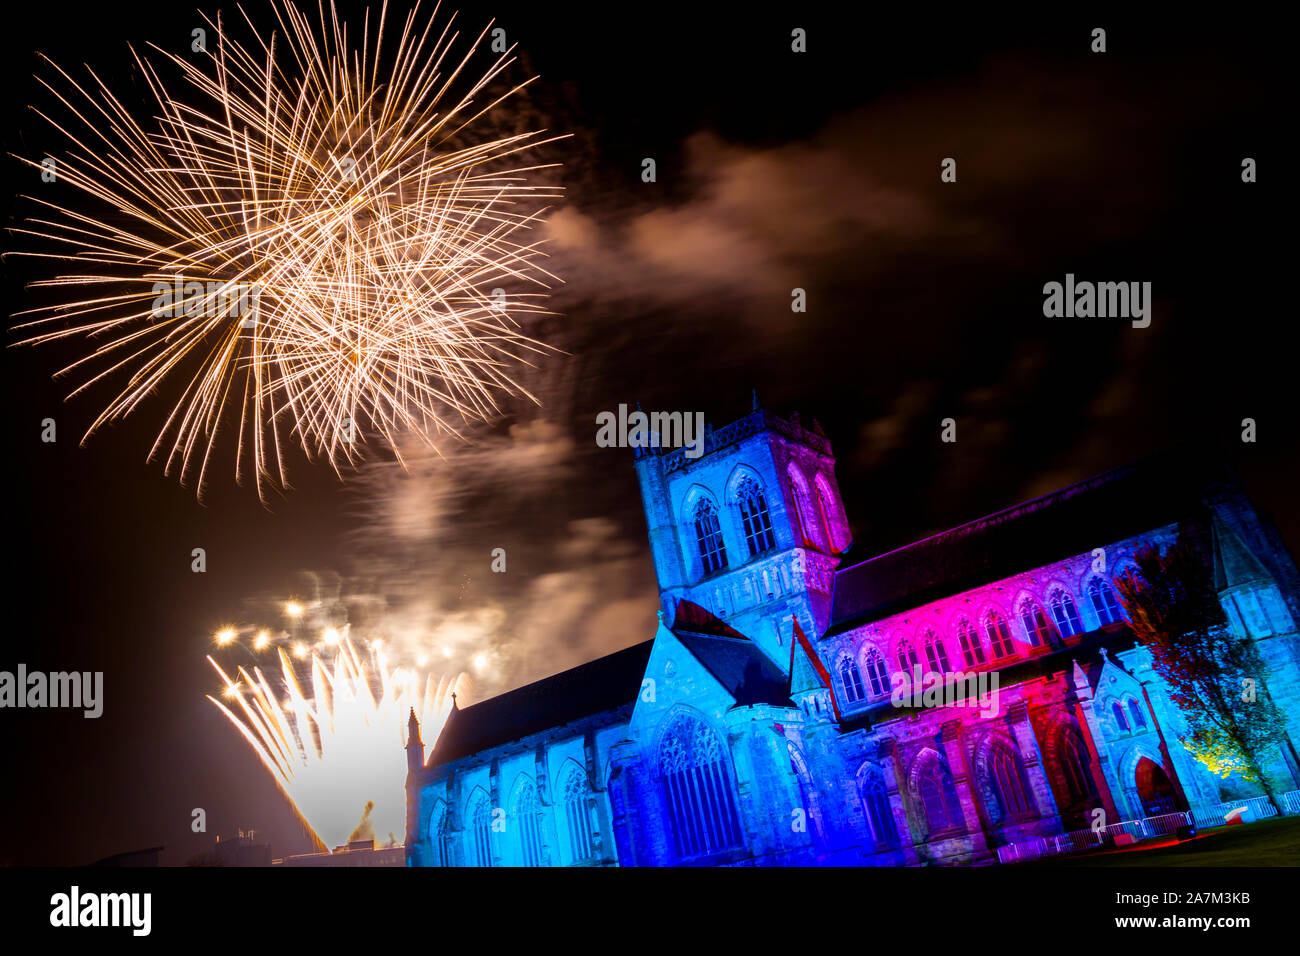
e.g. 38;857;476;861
751;388;761;411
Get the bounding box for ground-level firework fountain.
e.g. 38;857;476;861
208;635;463;852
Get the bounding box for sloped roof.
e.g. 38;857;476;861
788;618;840;719
1212;513;1270;591
671;600;793;707
427;639;654;768
789;632;827;697
827;452;1234;636
674;630;794;708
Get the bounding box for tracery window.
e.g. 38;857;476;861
864;649;890;697
1049;589;1083;637
861;777;900;848
913;751;964;837
693;498;728;574
1055;727;1098;808
513;779;544;867
1088;578;1123;625
562;767;595;864
735;478;776;557
981;742;1035;824
659;714;743;859
1019;599;1053;647
429;802;454;867
469;793;494;867
839;657;866;703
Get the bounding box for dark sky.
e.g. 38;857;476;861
1;4;1293;865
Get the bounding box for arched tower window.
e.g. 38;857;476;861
659;714;743;859
1049;589;1083;637
692;498;728;574
468;793;494;867
864;648;890;697
923;631;951;675
512;779;544;867
1088;578;1123;625
957;619;986;666
985;610;1015;659
839;656;866;704
815;478;840;552
735;477;776;557
1019;598;1053;647
787;465;819;549
562;767;595;864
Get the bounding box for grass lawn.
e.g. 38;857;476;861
1030;814;1300;867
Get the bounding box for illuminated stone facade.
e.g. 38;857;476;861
406;403;1300;865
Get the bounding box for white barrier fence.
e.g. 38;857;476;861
995;789;1300;864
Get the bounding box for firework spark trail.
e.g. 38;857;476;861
10;0;564;501
208;636;464;852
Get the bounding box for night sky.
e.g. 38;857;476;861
1;4;1292;865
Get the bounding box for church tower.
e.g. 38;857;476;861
633;393;850;669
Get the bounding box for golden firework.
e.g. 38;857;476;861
11;0;562;500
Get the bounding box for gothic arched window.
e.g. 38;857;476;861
864;648;890;697
815;479;840;552
1049;589;1083;637
512;779;544;867
428;802;453;867
913;751;964;837
1055;728;1097;808
985;610;1015;659
839;657;866;704
957;619;985;667
1127;697;1147;729
788;466;819;549
896;638;920;675
1019;599;1053;647
659;714;743;859
923;631;951;675
861;777;900;848
1111;701;1130;732
1088;577;1123;625
981;742;1035;824
562;767;595;864
692;498;728;574
468;793;494;867
735;478;776;557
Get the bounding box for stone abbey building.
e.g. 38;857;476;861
404;402;1300;866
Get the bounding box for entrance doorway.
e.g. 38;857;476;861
1135;756;1183;816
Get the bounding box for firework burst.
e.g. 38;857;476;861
208;628;465;852
10;0;563;500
